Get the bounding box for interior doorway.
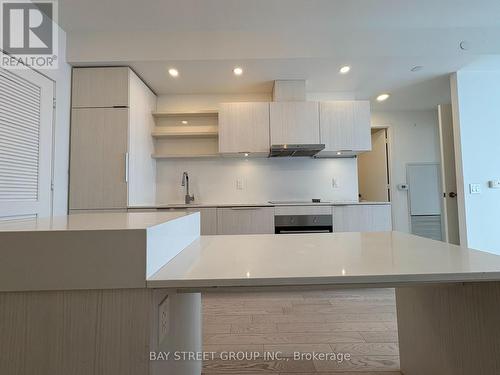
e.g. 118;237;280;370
357;127;391;202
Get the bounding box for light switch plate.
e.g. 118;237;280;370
469;183;481;194
158;296;169;345
332;178;339;189
236;179;244;190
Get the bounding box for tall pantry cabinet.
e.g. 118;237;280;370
69;67;157;210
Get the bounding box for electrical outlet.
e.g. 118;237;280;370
332;178;339;189
236;179;244;190
469;183;481;194
158;296;169;345
488;180;500;189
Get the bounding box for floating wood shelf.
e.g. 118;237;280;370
152;110;218;118
152;131;218;139
152;154;221;159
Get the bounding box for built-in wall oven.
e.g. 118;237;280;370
274;214;333;234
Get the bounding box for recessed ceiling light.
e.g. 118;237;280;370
339;66;351;74
336;151;342;155
181;120;188;125
244;152;249;157
168;68;179;77
376;93;390;102
410;66;423;72
233;67;243;76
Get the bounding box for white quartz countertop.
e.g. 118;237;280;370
148;232;500;289
0;212;191;231
131;201;391;209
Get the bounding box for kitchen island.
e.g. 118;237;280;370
1;212;500;375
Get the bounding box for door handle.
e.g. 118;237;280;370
124;152;129;183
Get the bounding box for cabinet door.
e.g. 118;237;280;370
187;208;217;235
72;67;129;108
270;102;320;145
334;205;392;232
319;101;371;152
69;108;128;209
218;102;270;155
217;207;275;235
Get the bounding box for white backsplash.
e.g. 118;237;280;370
156;157;359;205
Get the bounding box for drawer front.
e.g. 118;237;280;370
334;205;392;232
217;207;274;235
274;205;332;216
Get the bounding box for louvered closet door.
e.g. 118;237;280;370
0;67;54;220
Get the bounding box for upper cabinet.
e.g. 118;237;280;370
72;67;129;108
218;102;270;155
319;101;371;155
269;102;320;145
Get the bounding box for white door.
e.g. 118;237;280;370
438;104;460;244
407;163;443;241
0;67;54;220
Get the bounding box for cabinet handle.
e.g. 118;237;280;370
124;152;129;183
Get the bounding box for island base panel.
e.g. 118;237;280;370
0;289;202;375
396;282;500;375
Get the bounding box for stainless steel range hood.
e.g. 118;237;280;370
270;144;325;157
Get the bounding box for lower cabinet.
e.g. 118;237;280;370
186;208;217;235
334;204;392;232
154;207;217;235
217;207;275;235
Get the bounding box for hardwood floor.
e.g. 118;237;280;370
202;288;400;374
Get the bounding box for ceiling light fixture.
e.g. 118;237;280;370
233;67;243;76
336;151;342;155
244;153;249;157
376;93;390;102
410;66;423;72
168;68;179;77
181;120;188;125
339;66;351;74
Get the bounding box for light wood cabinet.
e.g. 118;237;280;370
270;102;320;145
217;207;275;235
334;204;392;232
69;108;128;209
69;67;156;210
319;101;371;155
218;102;270;155
187;208;217;235
72;67;129;108
157;208;217;235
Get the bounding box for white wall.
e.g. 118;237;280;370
44;26;72;215
157;157;358;204
155;93;358;204
451;70;500;255
371;110;441;233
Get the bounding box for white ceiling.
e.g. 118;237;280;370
59;0;500;109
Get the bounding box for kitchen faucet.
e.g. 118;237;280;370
181;171;195;204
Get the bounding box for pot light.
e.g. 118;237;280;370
233;67;243;76
181;120;188;125
376;93;390;102
168;68;179;77
339;66;351;74
244;153;249;157
336;151;342;155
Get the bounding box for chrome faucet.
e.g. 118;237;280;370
181;171;195;204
